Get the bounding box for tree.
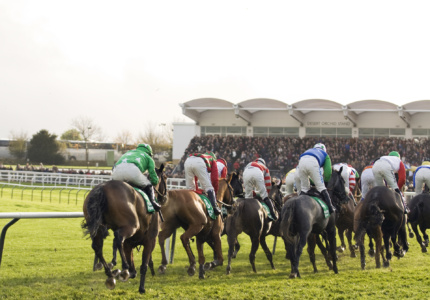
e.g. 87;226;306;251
27;130;64;164
114;129;135;152
8;131;28;161
137;122;173;162
71;116;103;166
60;129;82;141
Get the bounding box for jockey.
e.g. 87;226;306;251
112;143;161;211
333;163;359;205
413;157;430;195
360;164;375;201
372;151;408;213
184;151;221;215
243;158;278;220
284;168;297;196
297;143;336;214
216;158;228;179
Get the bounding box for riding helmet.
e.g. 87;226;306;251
257;158;266;166
138;143;153;157
314;143;326;152
388;151;400;158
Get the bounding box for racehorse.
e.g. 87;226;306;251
157;172;237;279
280;167;348;278
354;186;409;270
82;164;166;294
407;192;430;253
224;180;283;274
334;192;357;257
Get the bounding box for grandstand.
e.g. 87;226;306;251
171;99;430;183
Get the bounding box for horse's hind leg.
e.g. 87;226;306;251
196;238;206;279
181;224;204;276
226;222;240;275
326;225;338;274
91;232;115;289
307;234;318;273
346;229;356;258
337;229;346;253
249;235;261;273
315;234;333;270
260;234;275;270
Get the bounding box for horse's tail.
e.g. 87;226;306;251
81;183;109;239
281;199;297;244
354;202;384;244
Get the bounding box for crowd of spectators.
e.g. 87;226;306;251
0;162;112;176
172;136;430;181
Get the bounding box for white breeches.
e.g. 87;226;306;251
285;171;296;195
243;166;268;198
360;168;375;200
372;159;398;190
184;156;213;192
112;163;151;187
298;155;326;193
414;168;430;194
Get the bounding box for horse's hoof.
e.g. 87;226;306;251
139;287;146;294
158;265;166;275
368;249;375;257
119;269;130;282
105;277;116;290
425;240;429;247
112;269;121;278
409;233;415;238
107;262;114;270
393;250;404;258
204;262;212;271
376;263;381;269
187;267;196;276
289;273;297;279
361;264;366;270
350;252;357;258
226;266;231;275
94;262;103;271
422;247;428;253
383;261;390;268
336;246;345;253
130;270;137;279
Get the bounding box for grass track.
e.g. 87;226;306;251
0;189;429;299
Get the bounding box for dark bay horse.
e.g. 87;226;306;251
407;192;430;253
82;164;166;294
280;168;348;278
225;180;283;274
354;186;408;270
334;193;357;257
157;173;236;279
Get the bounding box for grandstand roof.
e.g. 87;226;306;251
179;98;430;125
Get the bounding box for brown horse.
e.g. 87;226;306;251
82;164;166;294
335;194;357;257
354;186;408;270
224;180;284;274
157;173;236;279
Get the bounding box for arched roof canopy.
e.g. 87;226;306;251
179;98;234;123
403;100;430;115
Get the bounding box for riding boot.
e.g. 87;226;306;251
263;197;278;221
207;189;221;215
143;185;161;212
395;188;410;214
320;189;336;214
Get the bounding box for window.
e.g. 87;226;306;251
359;128;405;138
253;127;299;137
201;126;246;136
305;128;351;137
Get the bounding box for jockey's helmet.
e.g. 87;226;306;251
137;143;153;157
314;143;326;152
388;151;400;158
257;158;266;166
217;158;227;166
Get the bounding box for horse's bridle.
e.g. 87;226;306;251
154;174;167;203
328;173;349;205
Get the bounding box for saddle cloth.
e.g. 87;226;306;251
260;202;276;221
309;196;330;218
133;187;156;213
195;193;217;220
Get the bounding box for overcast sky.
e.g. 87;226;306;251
2;0;430;141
